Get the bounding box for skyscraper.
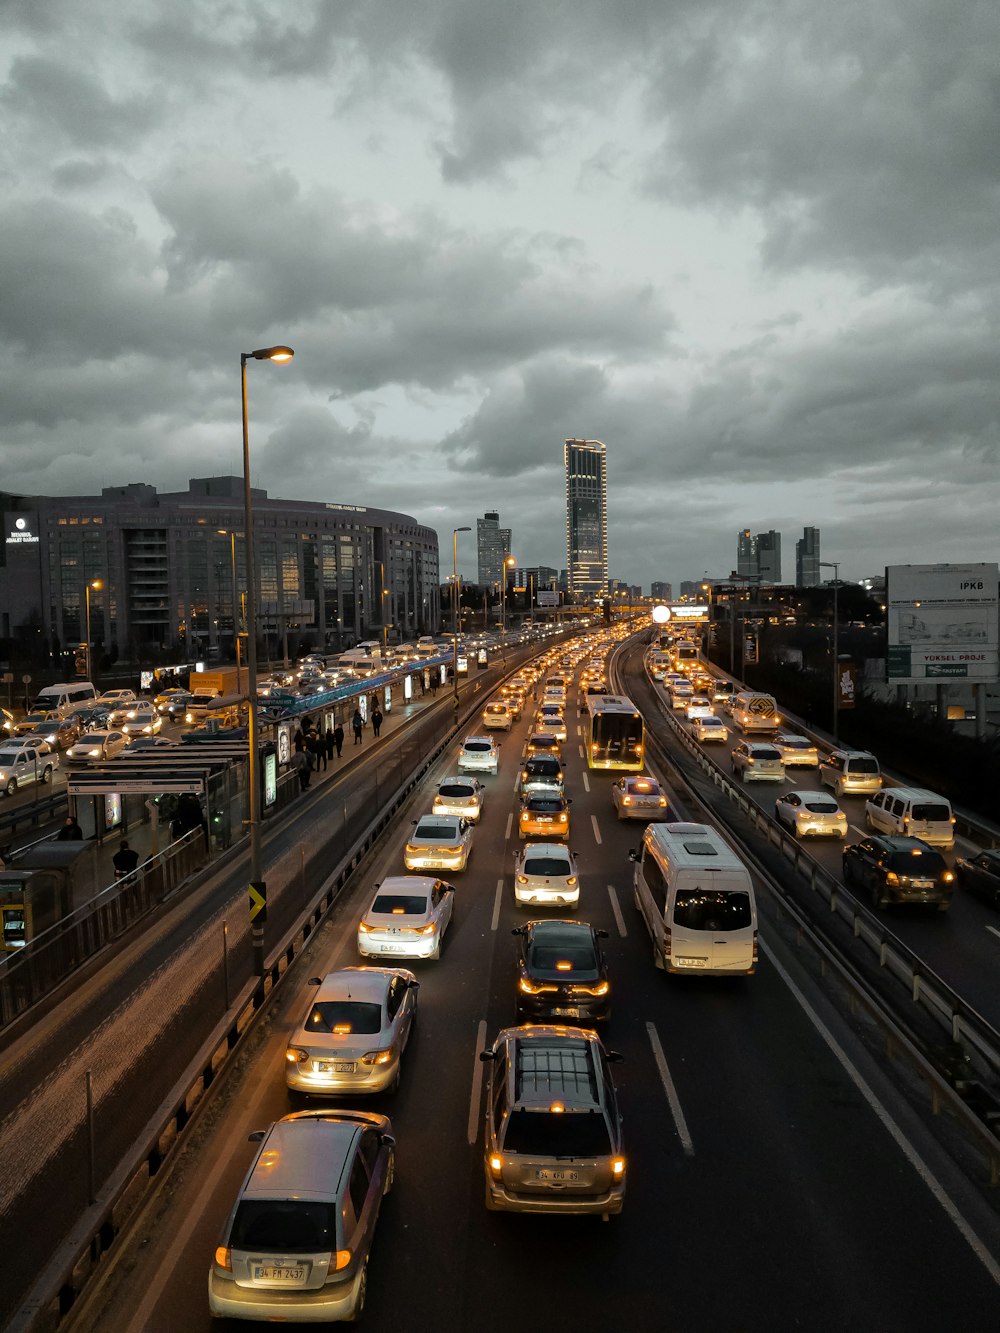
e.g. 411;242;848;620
756;530;781;582
795;526;821;586
564;438;608;600
476;511;511;588
737;530;756;577
651;581;672;601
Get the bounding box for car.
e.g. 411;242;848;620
731;741;785;783
534;705;567;741
773;733;820;768
524;732;561;760
818;748;882;797
684;696;713;720
207;1108;395;1322
482;701;513;731
611;775;668;821
479;1025;624;1216
1;733;56;756
65;730;130;763
121;700;163;735
519;792;572;839
153;688;189;713
711;680;737;703
404;813;473;872
128;734;180;751
1;708;14;736
25;716;80;750
500;690;524;720
692;714;728;744
955;850;1000;910
285;966;418;1097
357;875;455;960
98;690;138;723
68;704;113;732
667;684;694;710
13;710;61;737
513;842;580;909
432;776;485;822
0;746;56;795
513;919;610;1024
774;790;848;838
842;836;954;910
519;755;565;797
458;735;499;775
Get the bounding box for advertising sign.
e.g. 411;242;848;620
837;661;858;710
537;590;559;607
263;751;277;808
886;563;998;683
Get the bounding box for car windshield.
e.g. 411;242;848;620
230;1200;338;1253
887;849;945;873
305;1000;382;1034
371;894;428;915
911;803;951;821
673;890;753;931
502;1109;612;1157
465;742;491;752
415;824;458;841
522;855;570;876
439;784;474;798
850;756;879;773
803;800;839;813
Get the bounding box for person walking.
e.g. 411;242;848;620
325;726;335;763
352;708;364;745
333;722;345;757
58;815;84;841
293;727;305;753
371;705;383;738
309;731;326;772
113;839;140;881
370;691;379;715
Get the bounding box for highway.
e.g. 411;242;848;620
70;636;1000;1333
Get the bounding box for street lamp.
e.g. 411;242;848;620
820;560;840;742
241;344;294;982
500;555;516;663
452;527;471;712
84;579;102;679
217;529;243;695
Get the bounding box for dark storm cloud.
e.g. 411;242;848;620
2;55;159;149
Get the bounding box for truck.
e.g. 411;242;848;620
188;668;241;699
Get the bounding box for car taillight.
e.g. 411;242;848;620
488;1154;504;1178
752;931;758;965
943;872;955;883
885;871;900;886
622;796;632;806
328;1248;352;1274
361;1049;393;1066
517;874;528;884
358;921;373;933
215;1246;232;1272
565;875;577;886
286;1046;308;1065
558;813;567;822
611;1156;626;1179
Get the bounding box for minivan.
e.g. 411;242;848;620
864;787;956;848
629;822;758;975
32;681;98;718
818;749;882;797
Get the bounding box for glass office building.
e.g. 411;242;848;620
564;438;608;601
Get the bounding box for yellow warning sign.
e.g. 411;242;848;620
248;883;267;923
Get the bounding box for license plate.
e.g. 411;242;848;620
318;1061;356;1073
551;1007;579;1017
380;944;409;953
675;956;707;968
911;880;933;889
535;1168;579;1182
253;1265;305;1282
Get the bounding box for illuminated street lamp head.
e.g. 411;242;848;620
505;556;517;568
91;579;103;591
245;345;294;363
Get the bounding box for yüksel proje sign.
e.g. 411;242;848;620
885;563;998;683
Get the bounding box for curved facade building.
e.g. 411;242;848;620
1;477;440;663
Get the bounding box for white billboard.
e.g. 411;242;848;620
536;590;559;607
886;563;998;683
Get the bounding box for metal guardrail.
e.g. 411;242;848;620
0;789;68;842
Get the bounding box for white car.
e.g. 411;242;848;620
458;736;499;774
774;791;848;838
65;730;130;763
0;746;56;796
513;842;580;909
534;705;567;741
482;701;513;731
404;814;473;872
611;775;668;821
692;714;728;743
774;733;820;768
668;686;694;710
684;697;713;721
357;876;455;960
99;690;138;723
121;700;163;735
432;776;485;822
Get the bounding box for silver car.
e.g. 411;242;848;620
286;966;418;1097
774;790;848;838
774;733;820;768
65;730;130;763
357;875;455;961
731;741;785;783
432;775;485;822
611;775;668;821
0;746;57;796
514;843;580;909
403;814;473;872
458;735;499;774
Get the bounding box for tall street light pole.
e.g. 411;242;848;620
84;579;102;680
820;560;840;742
452;526;471;713
501;554;516;665
241;344;294;984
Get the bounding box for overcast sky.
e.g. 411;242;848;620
3;0;998;589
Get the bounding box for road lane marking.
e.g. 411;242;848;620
467;1019;488;1145
761;939;1000;1287
987;926;1000;944
579;744;585;759
646;1021;694;1157
607;884;627;937
582;771;590;792
848;824;866;838
491;881;503;931
576;725;582;737
591;814;602;845
505;812;513;841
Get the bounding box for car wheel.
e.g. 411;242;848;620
870;882;884;910
41;765;52;784
348;1259;368;1322
429;939;440;960
4;779;15;797
653;940;665;970
386;1066;401;1096
383;1150;396;1195
865;811;874;830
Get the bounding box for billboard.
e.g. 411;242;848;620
886;563;998;683
536;589;559;607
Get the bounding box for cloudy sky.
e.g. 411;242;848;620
3;0;998;589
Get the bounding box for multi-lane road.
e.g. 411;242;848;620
72;637;1000;1333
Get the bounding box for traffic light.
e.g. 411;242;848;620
74;645;88;676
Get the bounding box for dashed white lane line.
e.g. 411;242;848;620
505;812;513;841
491;880;504;931
646;1021;695;1157
467;1019;488;1145
987;925;1000;944
848;824;866;839
578;744;585;759
761;938;1000;1286
591;814;602;845
607;884;627;937
582;771;590;793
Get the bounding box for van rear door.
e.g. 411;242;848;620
669;872;756;974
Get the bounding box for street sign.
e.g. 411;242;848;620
21;674;31;684
248;881;267;924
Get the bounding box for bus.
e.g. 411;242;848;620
584;694;644;770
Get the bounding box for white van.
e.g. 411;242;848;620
732;692;781;733
32;681;98;718
629;822;757;976
864;787;956;848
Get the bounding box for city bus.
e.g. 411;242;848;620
584;694;644;771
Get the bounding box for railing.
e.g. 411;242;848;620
0;790;68;843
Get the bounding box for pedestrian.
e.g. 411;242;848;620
113;839;140;881
58;815;84;841
293;727;305;753
333;722;345;757
325;727;335;763
371;706;383;737
291;749;308;791
352;708;364;744
309;731;326;772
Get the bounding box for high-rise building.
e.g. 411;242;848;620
476;511;511;588
564;438;608;601
737;529;756;578
795;526;821;586
756;530;781;582
651;581;672;601
679;580;699;599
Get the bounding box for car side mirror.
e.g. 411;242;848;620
407;979;420;990
567;798;573;804
511;926;526;936
307;976;322;986
628;850;639;862
606;1051;625;1063
248;1130;266;1142
479;1049;495;1062
596;928;609;939
380;1133;397;1148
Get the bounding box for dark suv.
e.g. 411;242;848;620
842;836;954;910
513;920;610;1023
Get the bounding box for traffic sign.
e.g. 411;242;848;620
248;881;267;923
22;674;31;684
